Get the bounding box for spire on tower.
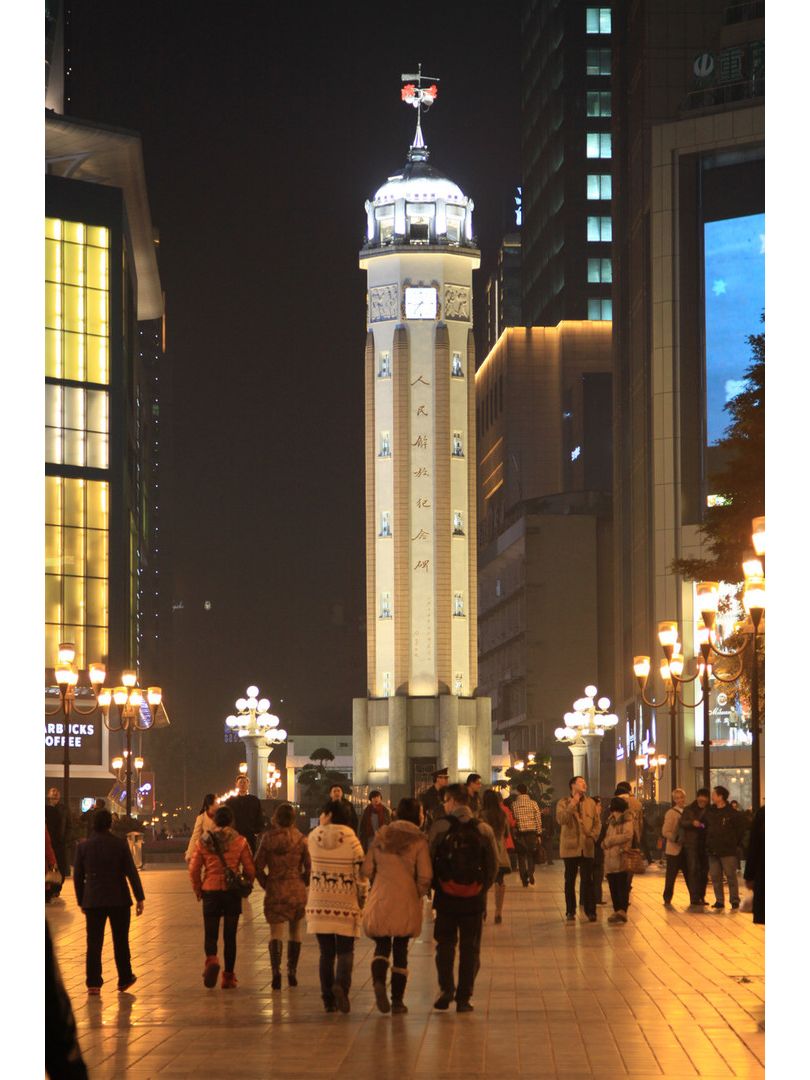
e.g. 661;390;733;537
401;65;439;161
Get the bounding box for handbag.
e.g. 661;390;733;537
45;867;62;885
209;832;253;898
620;847;646;874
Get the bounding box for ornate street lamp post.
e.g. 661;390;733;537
99;677;163;820
554;685;619;796
225;686;287;795
47;642;107;810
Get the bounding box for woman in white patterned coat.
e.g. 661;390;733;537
306;798;367;1013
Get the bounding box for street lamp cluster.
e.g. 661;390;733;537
47;641;163;817
633;515;765;806
555;685;619;794
225;684;288;798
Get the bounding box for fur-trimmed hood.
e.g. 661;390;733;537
372;819;423;854
202;825;240;853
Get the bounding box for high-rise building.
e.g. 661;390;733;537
352;88;495;800
611;0;764;802
45;111;164;801
485;231;523;354
521;1;614;325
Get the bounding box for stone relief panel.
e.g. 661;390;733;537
444;284;470;321
369;283;400;323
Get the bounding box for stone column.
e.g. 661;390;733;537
583;733;604;798
242;734;270;798
388;696;408;794
352;699;370;787
475;697;493;782
439;694;459;779
567;739;588;784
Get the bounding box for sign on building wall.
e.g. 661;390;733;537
44;714;103;766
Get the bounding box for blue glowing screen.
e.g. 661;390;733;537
704;212;765;445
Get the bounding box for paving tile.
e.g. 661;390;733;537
46;863;765;1080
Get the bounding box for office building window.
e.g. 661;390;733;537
380;592;392;619
453;510;465;535
451;351;464;377
452;431;464;457
588;258;613;283
453;592;465;617
588;298;613;320
45;385;109;469
379;511;391;537
587;216;613;242
45;475;109;670
586;91;612;117
587;174;612;200
379;431;391;457
586;48;611;75
378;351;391;377
586;8;612;34
586;132;612;158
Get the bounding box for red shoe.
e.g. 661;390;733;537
221;971;238;989
203;956;220;988
87;987;101;996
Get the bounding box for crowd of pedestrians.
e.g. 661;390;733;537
47;771;764;1020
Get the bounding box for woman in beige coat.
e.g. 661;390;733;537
362;797;432;1014
602;797;635;923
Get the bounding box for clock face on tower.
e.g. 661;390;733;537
404;286;438;320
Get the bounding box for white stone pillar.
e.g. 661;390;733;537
439;694;459;779
567;739;588;783
352;699;370;787
475;697;493;782
242;734;270;798
388;696;408;788
583;733;604;798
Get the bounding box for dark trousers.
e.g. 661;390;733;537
685;846;709;903
663;851;689;902
607;871;630;912
591;856;605;904
373;935;409;968
434;909;482;1003
516;831;537;883
316;933;354;1002
202;890;241;972
564;856;594;916
84;906;132;989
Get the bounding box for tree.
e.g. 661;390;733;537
672;322;764;582
295;749;349;817
493;755;555;808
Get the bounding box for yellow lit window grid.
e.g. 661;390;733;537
45;384;109;469
45;476;109;669
45;217;109;384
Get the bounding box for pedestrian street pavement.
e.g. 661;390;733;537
45;860;765;1080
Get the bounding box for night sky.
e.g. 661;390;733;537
64;1;522;801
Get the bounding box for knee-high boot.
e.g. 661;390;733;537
371;956;390;1013
269;940;283;990
391;967;408;1014
287;940;301;987
333;951;353;1013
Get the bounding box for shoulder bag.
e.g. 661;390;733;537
209;831;253;898
620;847;646;874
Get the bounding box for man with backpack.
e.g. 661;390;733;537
428;783;498;1012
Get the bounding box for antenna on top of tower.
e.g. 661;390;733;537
401;64;439;159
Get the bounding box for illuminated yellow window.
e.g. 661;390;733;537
86;529;108;577
45;476;62;524
46;329;62;378
63;285;85;333
86;481;109;529
64;479;85;527
86;247;108;290
63;243;84;286
63;527;85;576
86;336;108;384
86;289;108;336
61;625;86;668
45;525;62;566
45;238;61;283
45;218;62;240
63;332;85;381
45;282;62;330
86;225;109;248
63;576;86;625
45;574;62;624
86;626;108;664
86;578;108;625
64;221;85;244
45;624;61;667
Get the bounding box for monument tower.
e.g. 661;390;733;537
353;70;493;801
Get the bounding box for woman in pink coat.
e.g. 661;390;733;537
362;797;432;1014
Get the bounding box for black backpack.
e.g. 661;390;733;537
433;816;488;897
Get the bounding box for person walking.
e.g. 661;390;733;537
363;797;432;1014
226;776;266;855
306;798;367;1013
419;767;449;830
185;794;218;863
500;792;518;872
556;776;600;922
428;783;498;1012
591;798;607;906
481;789;512;924
328;784;359;834
46;787;70;899
602;797;635;923
465;774;484;818
188;805;256;989
682;788;711;908
662;788;689;906
743;804;764;925
704;785;746;910
73;809;145;994
358;790;392;853
511;783;543;886
254;803;310;989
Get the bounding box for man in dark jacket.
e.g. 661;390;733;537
744;804;764;924
358;790;392;851
419;767;448;830
328;783;359;834
428;784;498;1012
704;785;746;909
681;788;711;908
46;787;70;898
226;776;267;853
73;809;145;993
